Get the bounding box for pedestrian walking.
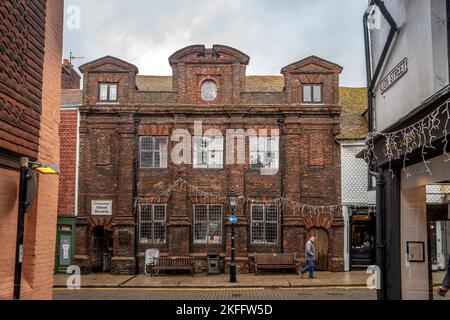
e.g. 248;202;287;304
437;256;450;297
300;235;316;279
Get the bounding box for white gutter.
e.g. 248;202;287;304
74;108;80;217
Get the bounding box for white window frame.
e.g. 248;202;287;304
302;84;322;103
140;136;168;169
98;83;118;102
193;136;224;169
250;204;279;245
249;136;279;170
139;204;167;244
193;204;223;245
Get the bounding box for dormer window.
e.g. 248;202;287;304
302;84;322;103
99;83;118;102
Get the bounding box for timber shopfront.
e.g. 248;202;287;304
363;0;450;300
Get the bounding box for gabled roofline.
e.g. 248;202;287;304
281;55;343;74
79;55;139;74
168;44;250;66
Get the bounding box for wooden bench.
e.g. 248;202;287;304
254;253;299;275
149;257;195;276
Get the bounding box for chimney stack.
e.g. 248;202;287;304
61;58;81;89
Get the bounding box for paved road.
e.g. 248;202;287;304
53;287;378;300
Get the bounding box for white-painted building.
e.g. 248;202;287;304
364;0;450;300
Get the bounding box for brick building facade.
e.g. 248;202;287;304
0;0;63;299
74;45;344;275
55;63;82;272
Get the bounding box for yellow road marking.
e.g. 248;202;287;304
280;286;368;290
53;287;266;292
53;286;370;292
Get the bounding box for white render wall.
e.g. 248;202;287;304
371;0;449;131
340;141;376;205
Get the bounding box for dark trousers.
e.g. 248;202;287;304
301;260;316;278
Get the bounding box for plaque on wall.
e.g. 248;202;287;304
91;200;113;216
406;241;425;262
118;230;129;246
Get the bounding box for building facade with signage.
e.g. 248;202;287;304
0;0;63;300
73;45;346;275
363;0;450;300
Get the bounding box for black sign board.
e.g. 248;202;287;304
380;58;408;94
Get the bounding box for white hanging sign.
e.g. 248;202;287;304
91;200;113;216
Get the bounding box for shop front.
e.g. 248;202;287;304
350;208;376;269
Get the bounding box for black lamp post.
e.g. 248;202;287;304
229;190;238;283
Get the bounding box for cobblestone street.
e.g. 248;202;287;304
53;287;377;300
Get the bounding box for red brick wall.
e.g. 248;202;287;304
58;110;78;216
62;66;81;89
21;0;63;300
0;0;46;159
77;47;344;274
0;0;63;300
0;168;19;300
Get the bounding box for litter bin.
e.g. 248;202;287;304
207;252;220;274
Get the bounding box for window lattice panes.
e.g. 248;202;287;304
194;204;223;244
98;83;118;102
251;204;279;244
139;204;166;244
140;136;168;169
193;136;224;169
302;84;322;103
249;136;279;169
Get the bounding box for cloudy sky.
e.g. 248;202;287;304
63;0;368;87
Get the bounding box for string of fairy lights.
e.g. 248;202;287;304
135;177;343;219
364;98;450;178
132;98;450;218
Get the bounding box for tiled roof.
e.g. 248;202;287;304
61;89;83;107
245;76;285;92
338;87;368;140
136;76;173;91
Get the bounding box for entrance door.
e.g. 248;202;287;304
91;226;113;272
306;228;328;271
92;227;104;272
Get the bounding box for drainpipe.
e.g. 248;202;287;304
370;170;386;300
278;117;286;252
363;0;398;133
133;118;141;274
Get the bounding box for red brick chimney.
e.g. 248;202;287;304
61;58;81;89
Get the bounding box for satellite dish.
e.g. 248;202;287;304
24;168;37;214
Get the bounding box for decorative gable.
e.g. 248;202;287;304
169;45;250;104
281;56;343;105
79;56;139;105
281;55;343;75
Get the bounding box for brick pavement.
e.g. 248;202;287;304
54;271;447;289
53;288;378;300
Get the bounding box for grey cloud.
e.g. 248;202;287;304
64;0;367;86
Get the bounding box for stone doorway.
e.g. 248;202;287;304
306;228;329;271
